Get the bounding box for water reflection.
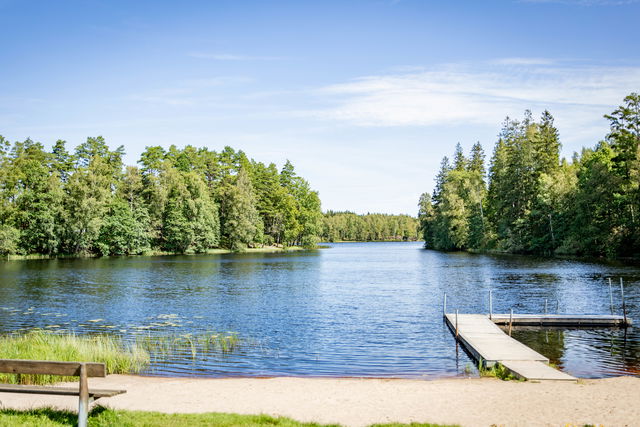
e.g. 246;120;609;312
0;242;638;378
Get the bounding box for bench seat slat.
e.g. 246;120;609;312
0;360;106;377
0;384;126;398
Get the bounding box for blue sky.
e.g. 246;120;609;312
1;0;639;215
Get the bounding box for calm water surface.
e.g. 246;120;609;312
0;242;638;378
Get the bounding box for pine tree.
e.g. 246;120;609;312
467;142;486;249
453;143;467;171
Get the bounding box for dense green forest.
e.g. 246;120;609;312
0;138;322;256
321;211;419;242
419;92;640;258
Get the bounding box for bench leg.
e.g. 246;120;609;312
78;363;89;427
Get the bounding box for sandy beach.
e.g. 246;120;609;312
1;375;638;426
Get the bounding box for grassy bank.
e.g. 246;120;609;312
0;407;457;427
0;331;149;385
2;245;307;261
145;245;306;256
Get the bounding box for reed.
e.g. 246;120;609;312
0;330;149;385
135;332;240;361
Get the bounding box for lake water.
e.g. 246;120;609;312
0;242;638;378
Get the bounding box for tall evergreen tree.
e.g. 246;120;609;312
421;93;639;258
466;142;487;249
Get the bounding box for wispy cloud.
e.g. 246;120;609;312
128;76;254;107
188;52;283;61
490;57;556;66
304;59;640;147
307;60;640;134
183;76;254;87
129;88;197;107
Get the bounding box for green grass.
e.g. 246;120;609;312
369;424;457;427
0;407;458;427
476;359;519;381
0;329;247;384
136;332;240;359
0;330;149;385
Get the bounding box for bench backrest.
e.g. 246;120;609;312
0;359;106;377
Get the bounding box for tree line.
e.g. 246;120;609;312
0;138;322;255
321;211;419;242
419;92;640;258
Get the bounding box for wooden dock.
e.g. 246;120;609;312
490;313;631;327
443;282;632;381
445;313;577;381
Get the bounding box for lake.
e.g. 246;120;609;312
0;242;638;378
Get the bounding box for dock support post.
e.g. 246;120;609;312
508;308;513;337
443;293;447;318
620;278;627;327
556;299;559;313
489;290;492;320
544;299;548;315
455;309;459;338
609;278;614;315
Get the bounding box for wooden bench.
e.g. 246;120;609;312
0;359;126;427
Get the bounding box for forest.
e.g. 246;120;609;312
419;92;640;258
0;139;323;255
321;211;419;242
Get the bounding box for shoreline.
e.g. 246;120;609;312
6;241;639;265
0;242;428;261
0;245;308;262
429;246;640;264
0;375;638;426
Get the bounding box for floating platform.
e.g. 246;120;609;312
490;313;632;327
445;313;577;381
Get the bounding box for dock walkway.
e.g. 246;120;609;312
444;313;577;381
490;313;631;327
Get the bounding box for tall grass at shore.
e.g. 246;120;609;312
136;332;240;360
0;330;149;385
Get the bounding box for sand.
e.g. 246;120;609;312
0;375;638;426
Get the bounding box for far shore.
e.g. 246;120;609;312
1;375;638;427
1;245;309;262
0;241;425;262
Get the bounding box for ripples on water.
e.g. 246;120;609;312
0;242;638;378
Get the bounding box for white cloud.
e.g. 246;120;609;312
306;60;640;146
490;57;556;66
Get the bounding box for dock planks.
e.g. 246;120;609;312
489;313;631;327
444;313;577;381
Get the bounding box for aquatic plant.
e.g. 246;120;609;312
477;359;519;381
135;332;241;361
0;330;150;385
463;363;474;376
